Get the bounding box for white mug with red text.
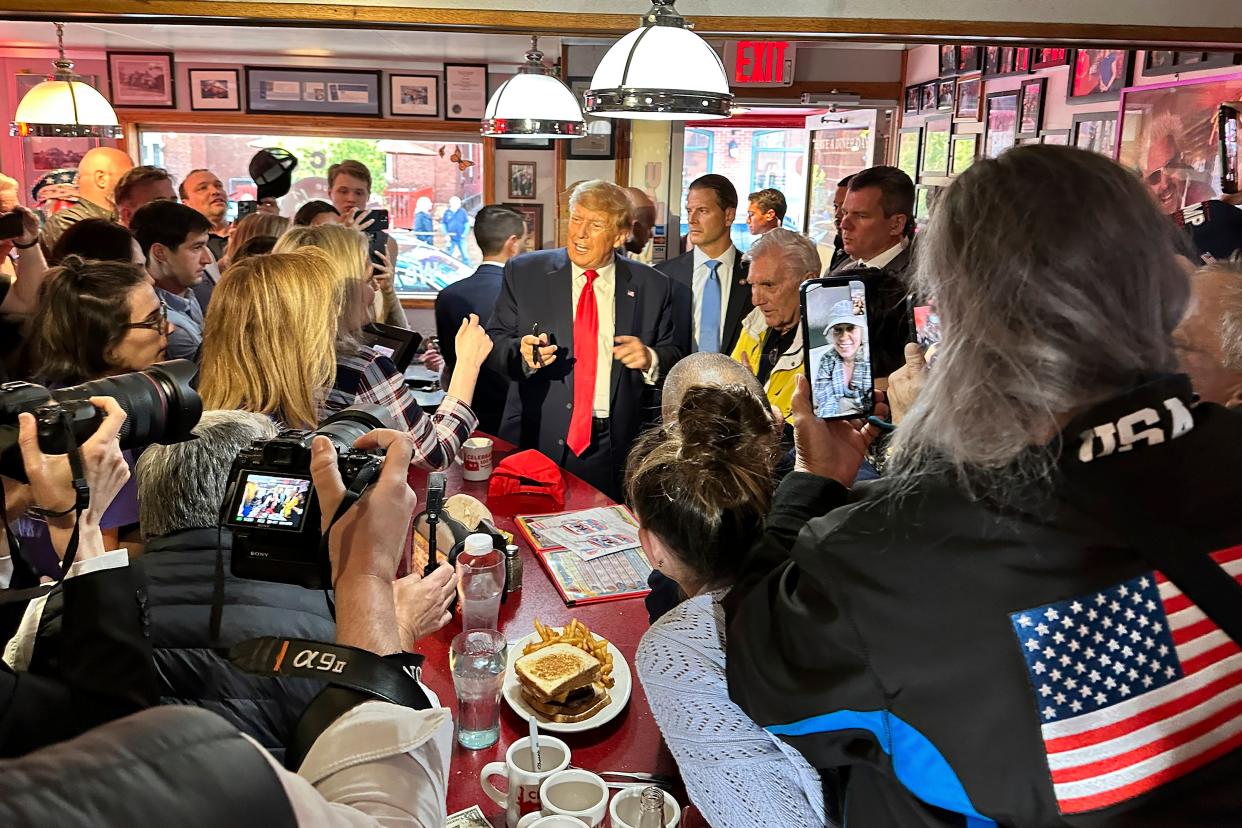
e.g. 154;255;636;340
480;735;571;828
461;436;495;481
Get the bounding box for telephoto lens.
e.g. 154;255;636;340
0;360;202;481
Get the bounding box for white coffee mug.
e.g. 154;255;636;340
609;786;681;828
480;735;572;828
462;437;495;481
515;814;588;828
537;769;609;828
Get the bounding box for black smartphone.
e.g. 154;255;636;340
0;211;25;241
906;295;942;367
1220;104;1239;195
364;209;390;232
236;200;259;220
801;275;876;420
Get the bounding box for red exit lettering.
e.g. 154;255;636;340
735;40;789;84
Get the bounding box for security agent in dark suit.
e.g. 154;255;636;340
658;174;753;358
486;181;681;500
435;205;528;435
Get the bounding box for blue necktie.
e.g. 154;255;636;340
699;259;722;353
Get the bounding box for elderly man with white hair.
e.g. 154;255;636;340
730;228;821;419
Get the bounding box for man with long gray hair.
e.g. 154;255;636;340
726;145;1242;825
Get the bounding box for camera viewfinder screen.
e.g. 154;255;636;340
231;473;311;532
805;279;874;419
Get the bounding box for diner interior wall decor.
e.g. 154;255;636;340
899;45;1242;182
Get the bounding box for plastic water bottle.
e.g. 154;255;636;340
460;534;503;631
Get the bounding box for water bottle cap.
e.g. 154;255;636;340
463;533;493;553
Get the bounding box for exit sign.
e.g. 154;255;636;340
728;41;795;87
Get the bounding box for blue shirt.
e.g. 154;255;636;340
158;286;205;362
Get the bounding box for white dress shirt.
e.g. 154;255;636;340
854;238;908;271
569;260;658;417
691;245;737;348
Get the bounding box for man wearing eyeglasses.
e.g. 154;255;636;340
1143;118;1215;216
130;201;213;362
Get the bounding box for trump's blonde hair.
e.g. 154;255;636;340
199;248;340;429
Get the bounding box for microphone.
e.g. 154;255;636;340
423;472;446;577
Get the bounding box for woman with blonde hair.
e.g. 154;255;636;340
220;212;289;270
272;225;492;469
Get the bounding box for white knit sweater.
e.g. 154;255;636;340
636;589;828;827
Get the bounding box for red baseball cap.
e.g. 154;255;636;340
487;449;566;514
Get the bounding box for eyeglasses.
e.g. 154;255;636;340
123;299;169;334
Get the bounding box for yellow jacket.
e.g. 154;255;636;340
729;307;804;419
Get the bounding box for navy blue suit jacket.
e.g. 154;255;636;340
656;248;751;357
485;249;680;465
435;263;507;435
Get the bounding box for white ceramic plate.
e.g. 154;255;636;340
503;630;632;733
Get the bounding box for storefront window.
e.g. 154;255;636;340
138;129;484;295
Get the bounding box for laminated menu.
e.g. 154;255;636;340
515;505;653;605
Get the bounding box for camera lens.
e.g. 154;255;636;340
312;404;397;454
54;359;203;450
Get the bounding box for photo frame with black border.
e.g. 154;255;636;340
1176;52;1238;71
939;45;958;77
187;68;240;112
1017;77;1046;139
937;78;956;112
495;136;554;151
389;73;440;118
1070;111;1118;156
896;126;922;184
1041;129;1071;146
444;63;489;121
245;66;381;116
921;116;951;178
984;89;1020;159
950;133;978;176
920;82;939;113
1032;48;1072;70
1066;49;1134;104
107;51;176;108
954;72;983;122
502;202;544;250
904;85;921;114
507;160;538;200
957;46;981;74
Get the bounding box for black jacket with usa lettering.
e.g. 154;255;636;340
725;375;1242;827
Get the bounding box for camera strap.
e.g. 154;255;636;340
227;636;431;709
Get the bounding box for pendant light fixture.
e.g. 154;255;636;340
586;0;732;120
11;23;120;138
482;36;586;139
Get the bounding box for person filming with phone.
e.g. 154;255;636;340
327;160;405;327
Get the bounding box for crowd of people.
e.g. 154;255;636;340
1;139;1242;826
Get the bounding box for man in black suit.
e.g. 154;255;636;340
487;181;680;499
435;205;527;435
658;174;752;358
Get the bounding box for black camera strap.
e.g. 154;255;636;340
228;636;431;708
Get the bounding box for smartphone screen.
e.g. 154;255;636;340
1221;105;1239;195
365;209;391;232
802;277;875;420
236;200;258;220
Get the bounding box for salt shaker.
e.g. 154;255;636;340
635;786;665;828
503;543;523;593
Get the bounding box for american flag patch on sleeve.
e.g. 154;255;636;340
1009;546;1242;814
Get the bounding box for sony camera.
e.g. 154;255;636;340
221;404;397;589
0;360;202;482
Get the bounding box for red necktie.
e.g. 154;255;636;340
567;269;599;455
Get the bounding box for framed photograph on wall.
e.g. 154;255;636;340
896;126;922;184
904;85;921;114
1014;48;1033;74
508;161;537;200
566;77;616;159
921;116;951;178
1175;52;1238;71
187;68;240;111
502;202;544;250
920;82;939;113
984;90;1020;158
937;78;956;112
1033;48;1071;70
1017;77;1046;138
389;73;440;117
939;45;958;76
107;51;175;108
1067;49;1134;103
950;133;978;176
246;67;381;116
983;46;1002;77
444;63;488;121
958;46;980;74
1144;51;1179;76
1041;129;1071;146
955;73;983;122
1070;111;1118;157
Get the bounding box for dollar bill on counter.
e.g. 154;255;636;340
445;804;491;827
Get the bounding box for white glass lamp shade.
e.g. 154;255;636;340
12;77;120;138
482;72;586;138
587;25;733;120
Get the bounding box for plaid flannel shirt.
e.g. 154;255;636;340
813;346;872;417
323;347;477;471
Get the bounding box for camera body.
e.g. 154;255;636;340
222;404;393;589
0;360;202;482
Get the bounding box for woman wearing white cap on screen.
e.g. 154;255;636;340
813;298;870;417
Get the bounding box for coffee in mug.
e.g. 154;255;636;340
537;769;608;828
479;735;571;828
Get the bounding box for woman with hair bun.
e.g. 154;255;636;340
629;376;878;828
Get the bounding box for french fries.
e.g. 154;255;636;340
524;617;615;689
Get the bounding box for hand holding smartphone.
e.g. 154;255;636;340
800;276;876;420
